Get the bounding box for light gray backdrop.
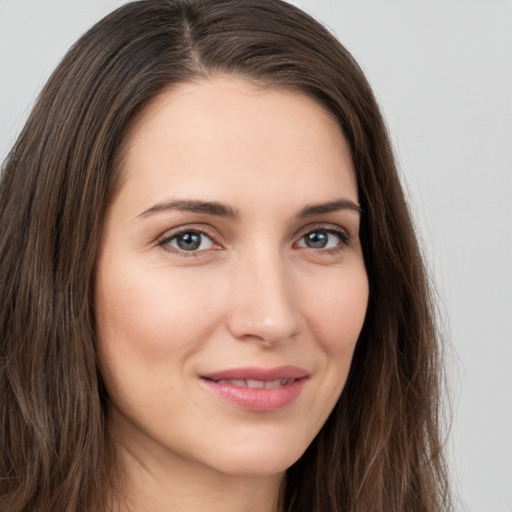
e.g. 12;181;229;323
1;1;511;511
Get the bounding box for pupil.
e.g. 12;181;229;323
306;231;327;248
177;232;201;250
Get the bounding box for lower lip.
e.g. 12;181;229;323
200;378;307;412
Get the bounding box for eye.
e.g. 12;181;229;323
296;228;349;250
160;230;215;253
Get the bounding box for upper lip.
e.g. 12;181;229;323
201;365;309;382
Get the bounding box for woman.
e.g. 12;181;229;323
0;1;451;511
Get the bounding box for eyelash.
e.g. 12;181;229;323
157;224;351;257
157;226;219;258
296;226;351;253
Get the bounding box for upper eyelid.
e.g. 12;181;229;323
295;227;350;249
296;222;351;240
156;227;220;257
156;224;219;244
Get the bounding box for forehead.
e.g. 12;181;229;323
115;76;357;214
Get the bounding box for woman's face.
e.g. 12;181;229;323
95;77;368;478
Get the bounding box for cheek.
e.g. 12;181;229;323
287;266;368;444
94;259;228;419
95;261;224;361
305;267;369;355
303;265;368;406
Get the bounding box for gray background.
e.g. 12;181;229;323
1;1;511;511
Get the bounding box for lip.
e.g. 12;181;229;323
199;366;309;412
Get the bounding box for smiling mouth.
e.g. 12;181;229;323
199;366;309;411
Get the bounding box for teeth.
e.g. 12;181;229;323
246;379;265;389
265;379;282;389
217;379;245;386
214;378;292;388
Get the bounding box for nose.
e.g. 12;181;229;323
226;251;299;346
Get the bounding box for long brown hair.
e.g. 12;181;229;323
0;1;451;510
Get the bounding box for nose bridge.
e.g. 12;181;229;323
227;245;299;344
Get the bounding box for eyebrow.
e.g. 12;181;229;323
297;199;362;217
137;197;361;219
138;199;239;219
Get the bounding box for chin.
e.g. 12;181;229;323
205;440;308;477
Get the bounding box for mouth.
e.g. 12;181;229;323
199;366;309;412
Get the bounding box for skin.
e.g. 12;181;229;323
95;76;369;512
